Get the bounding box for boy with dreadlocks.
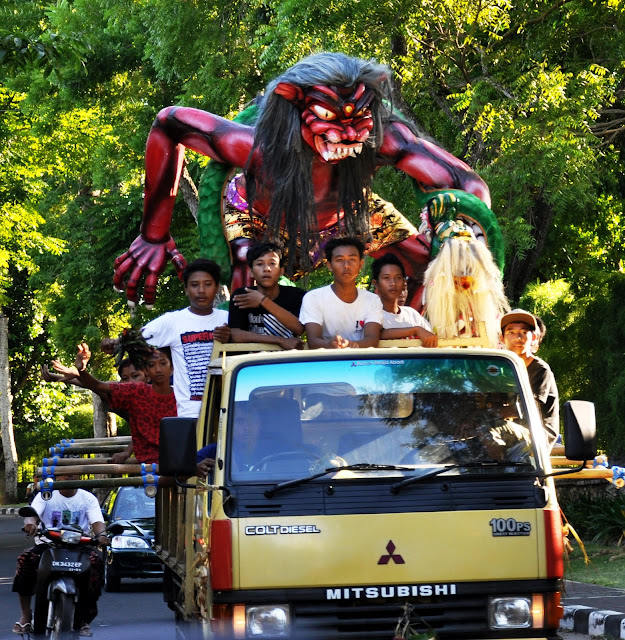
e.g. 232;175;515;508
53;341;176;465
41;355;148;464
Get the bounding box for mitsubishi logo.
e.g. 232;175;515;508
377;540;405;565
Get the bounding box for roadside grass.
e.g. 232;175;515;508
565;542;625;589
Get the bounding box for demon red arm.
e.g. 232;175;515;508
113;107;254;305
380;121;491;208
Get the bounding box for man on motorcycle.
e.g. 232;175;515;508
12;474;108;637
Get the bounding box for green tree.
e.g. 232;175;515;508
2;0;625;472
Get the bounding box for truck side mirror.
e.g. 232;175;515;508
563;400;596;461
159;417;197;477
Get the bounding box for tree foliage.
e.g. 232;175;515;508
1;0;624;469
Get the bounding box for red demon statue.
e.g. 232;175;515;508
113;52;492;307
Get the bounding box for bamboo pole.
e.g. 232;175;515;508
40;457;138;466
34;475;162;494
53;436;131;446
550;457;593;468
48;444;128;455
36;463;159;477
553;468;613;481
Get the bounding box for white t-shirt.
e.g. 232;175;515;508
143;307;229;417
31;489;102;540
382;306;432;331
299;286;383;342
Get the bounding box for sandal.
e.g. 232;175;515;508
12;621;32;635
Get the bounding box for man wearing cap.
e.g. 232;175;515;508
500;309;559;449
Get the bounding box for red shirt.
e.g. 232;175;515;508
109;382;177;464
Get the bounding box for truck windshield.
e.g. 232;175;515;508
229;354;537;481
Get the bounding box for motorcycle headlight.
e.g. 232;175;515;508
111;535;150;549
489;596;532;629
60;530;82;544
235;605;290;638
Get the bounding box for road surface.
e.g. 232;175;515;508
0;513;174;640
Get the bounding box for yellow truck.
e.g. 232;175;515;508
156;343;596;640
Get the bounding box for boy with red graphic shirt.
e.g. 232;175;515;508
53;344;176;464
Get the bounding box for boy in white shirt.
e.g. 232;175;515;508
300;237;383;349
371;253;438;347
102;259;230;417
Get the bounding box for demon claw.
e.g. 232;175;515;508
127;300;136;309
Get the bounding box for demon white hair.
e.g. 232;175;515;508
423;238;510;347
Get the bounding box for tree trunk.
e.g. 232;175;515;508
179;166;199;223
91;394;116;438
91;394;116;501
0;313;18;504
504;194;555;302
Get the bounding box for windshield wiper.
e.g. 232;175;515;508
390;460;534;494
264;463;411;498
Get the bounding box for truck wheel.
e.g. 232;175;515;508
104;561;121;592
50;591;74;640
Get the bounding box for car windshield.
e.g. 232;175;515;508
113;488;155;520
228;354;537;482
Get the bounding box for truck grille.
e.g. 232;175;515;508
292;595;487;639
214;580;561;640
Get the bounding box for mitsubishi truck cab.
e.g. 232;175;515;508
157;345;596;640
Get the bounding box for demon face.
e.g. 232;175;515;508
275;81;375;163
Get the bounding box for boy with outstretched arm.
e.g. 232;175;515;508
229;241;305;349
53;343;176;465
371;253;438;347
300;236;383;349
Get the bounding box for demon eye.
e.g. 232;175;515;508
311;105;337;121
354;107;369;117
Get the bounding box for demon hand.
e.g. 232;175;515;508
113;234;187;307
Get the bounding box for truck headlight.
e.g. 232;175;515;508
489;596;532;629
242;605;290;637
111;535;150;549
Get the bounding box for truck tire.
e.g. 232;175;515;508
50;591;74;640
104;561;121;592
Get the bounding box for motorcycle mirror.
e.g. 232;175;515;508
107;523;125;536
18;506;39;519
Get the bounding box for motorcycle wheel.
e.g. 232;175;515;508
50;591;74;640
104;560;121;592
32;580;48;634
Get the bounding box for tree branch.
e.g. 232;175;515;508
501;0;572;41
179;165;199;224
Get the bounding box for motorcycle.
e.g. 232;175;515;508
19;506;123;639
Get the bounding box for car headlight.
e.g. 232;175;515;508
489;596;532;629
111;535;150;550
233;605;290;638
